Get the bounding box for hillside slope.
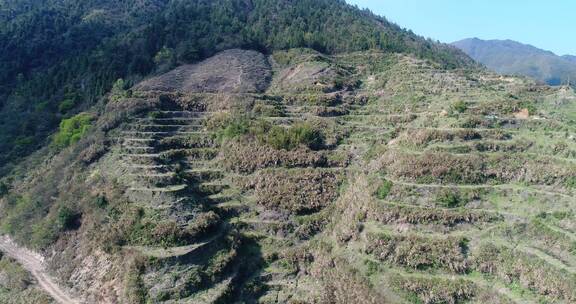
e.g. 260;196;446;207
1;1;575;304
1;47;575;303
453;38;576;86
0;0;473;176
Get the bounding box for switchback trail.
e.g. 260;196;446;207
0;236;80;304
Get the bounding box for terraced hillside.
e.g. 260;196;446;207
321;52;576;304
1;48;575;303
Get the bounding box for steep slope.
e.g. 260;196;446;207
453;38;576;85
0;0;473;176
1;47;575;303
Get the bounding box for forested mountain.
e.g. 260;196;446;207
453;38;576;86
0;0;472;175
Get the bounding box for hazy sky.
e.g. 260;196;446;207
346;0;575;56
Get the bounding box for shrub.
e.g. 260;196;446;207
52;113;94;148
13;136;35;154
219;140;327;174
30;218;60;248
451;100;468;113
1;196;46;239
216;116;324;151
375;179;393;199
110;78;129;101
93;195;108;209
566;176;576;189
185;211;220;238
219;117;251;139
383;152;488;184
519;102;537;115
206;248;236;280
57;206;80;230
148;111;161;119
252;104;284;117
124;257;147;304
369;204;500;226
0;182;8;197
58;99;75;113
265;123;324;150
364;259;380;276
436;190;464;208
153;46;174;65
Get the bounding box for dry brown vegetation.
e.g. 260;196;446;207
218;140;328;174
394;128;511;147
369;203;500;226
392;276;476;304
366;232;469;272
472;243;576;302
309;247;386;304
245;169;341;214
382;150;576;186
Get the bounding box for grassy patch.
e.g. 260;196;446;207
375;179;393;200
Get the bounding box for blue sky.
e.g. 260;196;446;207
346;0;575;56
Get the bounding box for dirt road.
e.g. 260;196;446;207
0;236;80;304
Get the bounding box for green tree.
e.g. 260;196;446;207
52;113;94;148
0;182;8;197
58;87;82;114
110;79;130;102
57;206;79;230
154;47;175;65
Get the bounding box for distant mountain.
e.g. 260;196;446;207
563;55;576;64
453;38;576;85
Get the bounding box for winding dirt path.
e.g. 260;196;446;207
0;236;80;304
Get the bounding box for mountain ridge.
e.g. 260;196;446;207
453;37;576;85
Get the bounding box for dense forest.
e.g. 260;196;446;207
0;0;473;175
